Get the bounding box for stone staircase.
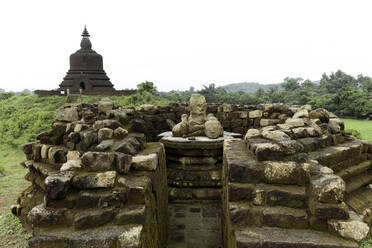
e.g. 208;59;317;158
223;139;360;248
308;138;372;226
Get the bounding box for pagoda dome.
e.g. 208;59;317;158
69;27;104;70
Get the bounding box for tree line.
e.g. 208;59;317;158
157;70;372;119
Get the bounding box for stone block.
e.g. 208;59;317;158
56;107;79;122
72;171;117;189
81;152;116;171
115;137;141;155
45;171;74;200
22;142;35;155
117;225;143;248
328;211;369;242
27;204;65;227
260;119;280;127
114;152;132;174
262;161;298;184
253;142;283;161
228;183;254;202
131;153;158;171
244;129;260;140
60;159;82;171
113;127;128;138
118;175;152;204
98;98;113;113
249;110;262;118
96;139;114;151
310;174;345;203
73;208;116;229
225;139;263;183
285;118;305;127
309;201;349;220
262;130;289;140
67;150;81;160
98;128;113;142
115;205;146;225
93;119;122;130
293;109;309;119
48;146;68;164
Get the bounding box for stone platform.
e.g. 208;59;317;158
159;131;241;199
160;132;240;247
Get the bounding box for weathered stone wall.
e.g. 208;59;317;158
222;105;372;248
14;100;168;248
121;103;302;142
12;99;372;248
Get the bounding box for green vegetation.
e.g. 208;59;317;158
161;70;372;119
0;148;30;248
360;239;372;248
0;77;371;247
342;119;372;141
0;82;171;148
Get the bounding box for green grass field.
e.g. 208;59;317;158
0;147;31;248
342;118;372;141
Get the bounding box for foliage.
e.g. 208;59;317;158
360;239;372;248
159;70;372;119
0;94;66;148
0;165;4;175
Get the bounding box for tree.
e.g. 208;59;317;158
357;74;372;96
320;70;357;94
137;81;156;94
255;88;265;98
281;77;302;91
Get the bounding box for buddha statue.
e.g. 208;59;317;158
172;94;223;139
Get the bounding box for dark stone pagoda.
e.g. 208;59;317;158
58;26;115;94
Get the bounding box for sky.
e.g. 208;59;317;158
1;0;372;92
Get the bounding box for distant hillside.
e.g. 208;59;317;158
221;82;282;93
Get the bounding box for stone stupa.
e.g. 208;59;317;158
58;26;115;94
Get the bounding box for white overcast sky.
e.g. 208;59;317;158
1;0;372;92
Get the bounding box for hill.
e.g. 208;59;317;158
221;82;282;93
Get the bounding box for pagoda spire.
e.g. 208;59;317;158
82;25;90;37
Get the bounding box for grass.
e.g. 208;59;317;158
360;239;372;248
0;147;31;248
342;118;372;141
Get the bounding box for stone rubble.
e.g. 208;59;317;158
12;98;372;248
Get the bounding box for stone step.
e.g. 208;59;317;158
234;226;358;248
167;162;222;171
345;170;372;194
167;168;221;187
30;161;59;177
230;203;308;229
29;224;146;248
165;147;223;157
345;186;372;221
298;134;346;153
308;140;365;172
336;161;372;180
228;183;306;209
168;187;221;202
